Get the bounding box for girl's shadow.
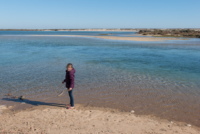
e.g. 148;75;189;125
2;98;66;108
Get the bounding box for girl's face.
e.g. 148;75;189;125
67;65;73;71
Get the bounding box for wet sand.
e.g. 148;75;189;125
1;104;199;134
30;35;189;41
1;88;200;129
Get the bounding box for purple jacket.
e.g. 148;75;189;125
64;68;75;89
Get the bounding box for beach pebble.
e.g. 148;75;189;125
130;110;135;113
170;121;173;123
185;124;191;127
0;105;7;109
19;96;25;101
21;102;26;104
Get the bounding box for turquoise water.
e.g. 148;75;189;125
0;31;200;126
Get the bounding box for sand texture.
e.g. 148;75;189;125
0;105;199;134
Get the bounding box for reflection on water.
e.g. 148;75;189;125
0;32;200;126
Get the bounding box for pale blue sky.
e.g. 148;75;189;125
0;0;200;29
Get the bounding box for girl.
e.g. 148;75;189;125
62;63;75;109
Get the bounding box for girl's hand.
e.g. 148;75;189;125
68;88;72;91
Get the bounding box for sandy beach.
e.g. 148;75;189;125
29;35;189;42
0;104;199;134
89;35;188;41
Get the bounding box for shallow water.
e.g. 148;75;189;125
0;31;200;126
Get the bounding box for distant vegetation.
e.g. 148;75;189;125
138;29;200;38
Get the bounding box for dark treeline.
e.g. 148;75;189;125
138;29;200;38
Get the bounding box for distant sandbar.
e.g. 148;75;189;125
30;35;189;42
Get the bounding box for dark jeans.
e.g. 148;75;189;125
68;89;74;107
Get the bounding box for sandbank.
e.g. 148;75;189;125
30;35;189;41
0;104;199;134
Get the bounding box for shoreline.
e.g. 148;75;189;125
1;89;200;129
90;35;189;41
1;104;199;133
